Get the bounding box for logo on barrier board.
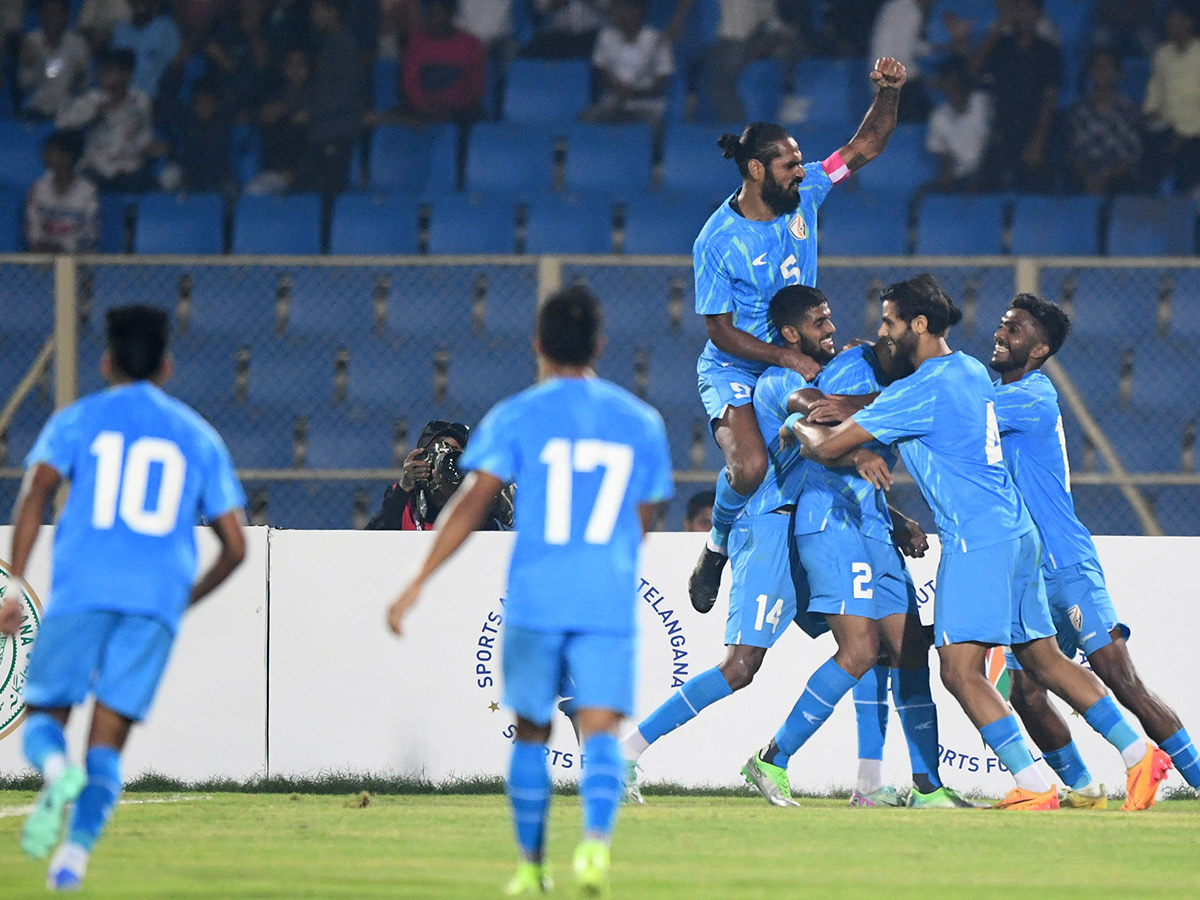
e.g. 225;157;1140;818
472;578;691;771
0;562;43;743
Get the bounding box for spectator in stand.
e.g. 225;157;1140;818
1143;2;1200;196
75;0;131;49
700;0;797;124
970;0;1061;192
456;0;514;60
582;0;673;125
245;45;311;194
263;0;315;63
163;75;235;194
1066;50;1143;196
203;0;271;117
56;49;166;192
522;0;608;59
290;0;364;198
110;0;183;100
25;130;99;253
1091;0;1159;60
395;0;486;125
18;0;91;121
869;0;935;122
922;55;991;194
682;489;715;533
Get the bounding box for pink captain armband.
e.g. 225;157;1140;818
821;151;851;184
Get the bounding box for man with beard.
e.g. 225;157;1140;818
688;57;908;616
990;294;1193;807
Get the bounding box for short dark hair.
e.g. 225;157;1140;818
717;122;793;179
99;48;136;73
538;284;602;366
769;284;829;333
880;274;962;336
686;489;715;520
107;305;169;380
43;129;85;164
1010;293;1070;357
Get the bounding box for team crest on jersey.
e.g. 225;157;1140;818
788;214;808;240
1068;604;1083;632
0;561;43;743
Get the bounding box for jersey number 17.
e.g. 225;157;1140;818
539;438;634;546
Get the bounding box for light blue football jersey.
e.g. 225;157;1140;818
694;162;834;375
743;366;815;517
795;345;896;542
994;371;1097;569
852;352;1033;552
459;376;673;637
27;382;245;633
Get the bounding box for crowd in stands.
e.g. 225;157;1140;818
2;0;1198;254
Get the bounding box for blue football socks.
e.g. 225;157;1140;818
1161;728;1200;788
1041;741;1094;791
980;715;1048;792
580;734;623;842
1083;697;1144;766
23;712;67;777
766;659;857;768
853;664;889;762
67;746;121;852
507;741;551;861
709;469;751;551
892;667;942;790
636;667;733;746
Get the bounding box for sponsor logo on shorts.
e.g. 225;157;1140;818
788;215;808;241
0;561;43;743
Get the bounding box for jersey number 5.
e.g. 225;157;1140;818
90;432;188;536
539;438;634;545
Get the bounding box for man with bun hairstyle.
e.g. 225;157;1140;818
689;57;908;616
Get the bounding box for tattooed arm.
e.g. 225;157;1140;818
833;57;907;173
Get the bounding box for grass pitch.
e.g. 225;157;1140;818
2;791;1199;899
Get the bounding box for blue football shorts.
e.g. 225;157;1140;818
23;610;176;722
697;355;759;423
1044;555;1129;658
725;512;800;648
933;528;1055;648
503;625;635;726
797;525;919;621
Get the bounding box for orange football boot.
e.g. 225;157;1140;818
992;785;1061;810
1122;743;1173;811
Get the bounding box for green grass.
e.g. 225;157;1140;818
2;791;1199;899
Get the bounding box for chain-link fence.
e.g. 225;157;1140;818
1;255;1197;535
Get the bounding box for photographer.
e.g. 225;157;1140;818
366;420;514;531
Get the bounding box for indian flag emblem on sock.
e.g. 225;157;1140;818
0;562;43;742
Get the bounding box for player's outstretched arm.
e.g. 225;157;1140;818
387;471;505;637
833;57;906;173
0;463;60;636
707;313;821;380
188;509;248;608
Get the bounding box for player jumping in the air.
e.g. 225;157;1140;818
784;274;1170;811
0;306;247;890
990;294;1189;808
689;57;907;615
388;285;673;897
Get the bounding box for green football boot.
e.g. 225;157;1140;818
573;839;610;897
503;861;552;895
741;752;800;807
906;785;979;809
22;764;87;859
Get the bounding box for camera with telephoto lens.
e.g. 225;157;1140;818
420;439;464;490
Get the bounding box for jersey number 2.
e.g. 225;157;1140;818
90;432;187;536
539;438;634;545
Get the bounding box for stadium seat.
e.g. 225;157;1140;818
134;193;224;254
851;124;936;196
443;334;538;419
246;336;339;410
560;262;706;343
523;195;614;254
1070;485;1142;535
0;266;55;333
426;195;517;254
0;186;23;252
367;124;453;193
372;56;399;112
1098;408;1190;472
1040;268;1158;340
202;403;298;469
621;194;716;255
1106;196;1197;256
97;193;133;253
914;195;1008;256
737;59;784;124
787;58;858;133
256;480;372;528
819;189;909;256
304;408;398;469
1162;269;1200;339
185;266;282;334
330;193;421;255
1153;485;1200;535
0;121;51;190
285;267;384;334
660;125;744;202
463;123;556;195
1010;196;1103;256
563;123;654;194
502;58;592;124
1125;339;1200;412
232;194;322;255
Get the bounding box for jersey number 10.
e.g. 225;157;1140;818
539;438;634;546
90;432;188;537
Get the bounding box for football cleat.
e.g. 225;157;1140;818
687;546;727;614
46;842;88;892
849;785;905;807
907;785;978;809
503;861;553;896
22;765;86;859
621;760;645;805
991;785;1060;811
1122;744;1173;811
573;840;610;898
741;752;800;807
1062;783;1108;809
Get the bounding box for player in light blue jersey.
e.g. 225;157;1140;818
688;57;910;615
0;306;247;890
989;294;1187;808
388;286;673;897
785;274;1167;811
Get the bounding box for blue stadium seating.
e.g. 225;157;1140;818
246;337;339;409
524;195;614;254
97;193;132;253
733;59;783;124
1010;196;1103;256
819;189;909;256
186;266;282;333
1153;486;1200;535
1098;409;1189;472
330;193;421;255
346;340;436;408
787;58;858;133
426;194;516;254
1070;485;1142;535
285;268;384;334
852;124;936;196
368;124;454;193
1125;340;1200;411
563;123;654;194
621;194;715;255
0;187;23;252
372;57;399;112
254;480;374;528
914;195;1008;256
1163;269;1200;339
166;333;244;407
1106;197;1197;256
233;194;322;255
1041;269;1158;340
134;193;224;254
502;58;592;124
202;403;297;469
463;124;557;195
561;262;706;341
0;121;51;190
660;125;743;202
305;409;397;469
443;334;538;420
